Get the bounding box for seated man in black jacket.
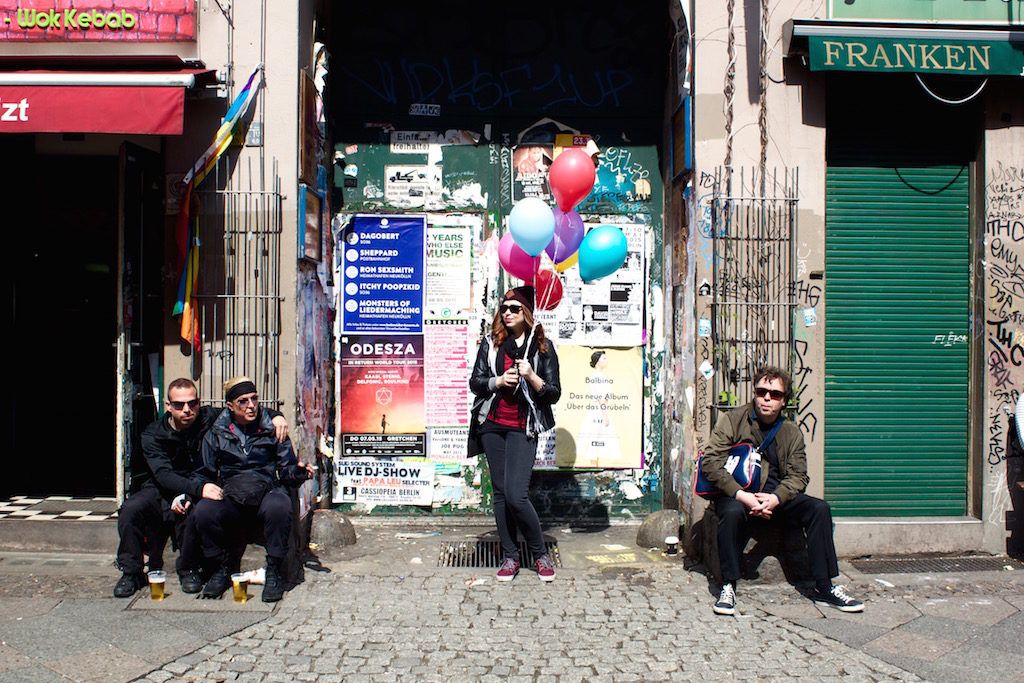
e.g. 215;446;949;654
192;376;312;602
114;378;288;598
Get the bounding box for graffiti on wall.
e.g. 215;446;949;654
792;339;819;443
340;57;636;113
986;163;1024;470
985;158;1024;559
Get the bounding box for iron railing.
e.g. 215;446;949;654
710;167;799;417
191;159;283;408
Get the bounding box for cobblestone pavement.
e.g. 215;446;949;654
136;567;921;683
3;526;1023;682
130;526;942;683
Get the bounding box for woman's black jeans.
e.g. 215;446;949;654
481;427;546;562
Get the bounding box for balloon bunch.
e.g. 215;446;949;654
498;148;629;311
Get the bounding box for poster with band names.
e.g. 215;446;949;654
342;215;425;333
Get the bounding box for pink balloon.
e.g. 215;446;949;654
545;207;585;264
535;269;564;311
498;232;538;283
548;148;596;211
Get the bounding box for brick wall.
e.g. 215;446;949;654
0;0;196;42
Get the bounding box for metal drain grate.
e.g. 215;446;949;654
851;556;1024;574
437;540;561;568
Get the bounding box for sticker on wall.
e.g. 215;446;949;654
803;307;818;327
698;359;715;380
384;165;442;207
698;278;711;297
512;145;553;202
697;318;711;337
390;131;438;154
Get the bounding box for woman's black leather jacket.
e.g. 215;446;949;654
469;333;561;440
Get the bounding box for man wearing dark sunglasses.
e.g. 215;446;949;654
702;367;863;616
113;378;288;598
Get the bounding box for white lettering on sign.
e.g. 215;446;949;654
0;97;29;122
348;342;417;356
408;103;441;117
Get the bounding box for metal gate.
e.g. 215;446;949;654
190;160;284;409
710;167;799;415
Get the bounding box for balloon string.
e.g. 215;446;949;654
519;256;541;396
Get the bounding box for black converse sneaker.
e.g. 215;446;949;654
813;584;864;612
713;583;737;615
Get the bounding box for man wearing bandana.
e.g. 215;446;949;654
192;377;313;602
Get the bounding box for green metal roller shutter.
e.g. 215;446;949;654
824;159;970;516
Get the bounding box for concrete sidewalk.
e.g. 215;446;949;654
0;523;1021;682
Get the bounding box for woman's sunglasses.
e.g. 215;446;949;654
500;304;523;314
754;387;786;401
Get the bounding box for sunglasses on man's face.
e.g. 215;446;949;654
500;303;523;314
169;399;200;411
233;396;259;407
754;387;786;401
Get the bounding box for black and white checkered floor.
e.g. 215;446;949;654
0;495;118;521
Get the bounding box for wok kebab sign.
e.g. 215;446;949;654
1;1;197;42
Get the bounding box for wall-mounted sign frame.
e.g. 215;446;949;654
298;184;322;263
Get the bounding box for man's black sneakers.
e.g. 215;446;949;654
179;569;204;594
201;566;231;598
713;582;737;615
113;572;147;598
813;584;864;612
262;557;284;603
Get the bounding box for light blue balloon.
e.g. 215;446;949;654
578;225;628;283
508;198;556;256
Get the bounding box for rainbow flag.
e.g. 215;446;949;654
173;64;264;351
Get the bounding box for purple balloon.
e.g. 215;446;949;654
545;207;585;264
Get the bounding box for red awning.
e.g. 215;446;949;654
0;68;214;135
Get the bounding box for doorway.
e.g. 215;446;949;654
2;145;118;497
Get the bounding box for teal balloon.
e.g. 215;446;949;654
578;225;628;283
508;197;556;256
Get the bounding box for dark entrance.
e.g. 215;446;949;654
1;139;119;497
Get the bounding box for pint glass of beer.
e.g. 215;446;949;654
147;570;166;601
231;573;249;603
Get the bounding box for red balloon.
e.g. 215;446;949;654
548;148;596;211
535;269;564;311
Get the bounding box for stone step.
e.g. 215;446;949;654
0;519;119;552
0;496;119;553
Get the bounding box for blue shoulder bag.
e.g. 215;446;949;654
694;416;784;498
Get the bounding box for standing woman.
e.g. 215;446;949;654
469;286;561;582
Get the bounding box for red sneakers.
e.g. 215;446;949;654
496;558;520;582
535;554;556;582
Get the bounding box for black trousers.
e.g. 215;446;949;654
116;487;200;575
716;492;839;584
192;488;292;564
481;428;546;562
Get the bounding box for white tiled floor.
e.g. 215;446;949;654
0;496;118;521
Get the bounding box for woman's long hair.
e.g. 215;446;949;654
490;298;549;354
